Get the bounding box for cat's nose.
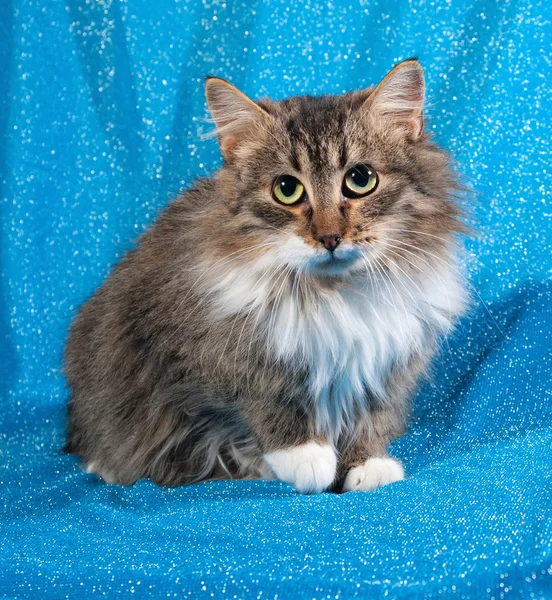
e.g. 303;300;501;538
318;234;342;252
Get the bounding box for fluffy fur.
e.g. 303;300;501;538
64;59;468;493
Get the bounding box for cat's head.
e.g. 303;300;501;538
205;59;463;279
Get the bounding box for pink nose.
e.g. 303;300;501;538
318;234;342;252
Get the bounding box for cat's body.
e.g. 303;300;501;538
65;60;467;493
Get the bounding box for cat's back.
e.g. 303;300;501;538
64;178;219;386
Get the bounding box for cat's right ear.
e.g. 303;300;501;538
205;77;272;159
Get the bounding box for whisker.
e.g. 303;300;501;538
382;247;454;349
380;252;441;334
381;239;454;327
382;227;489;270
382;236;505;336
370;255;411;345
359;256;394;330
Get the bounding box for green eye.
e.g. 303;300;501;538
342;164;378;198
272;175;306;205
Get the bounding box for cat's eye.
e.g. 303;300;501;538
342;164;378;198
272;175;306;205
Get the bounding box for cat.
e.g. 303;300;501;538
64;58;467;494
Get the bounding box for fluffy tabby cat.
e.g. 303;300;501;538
64;59;467;494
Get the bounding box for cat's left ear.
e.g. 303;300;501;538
362;59;425;140
205;77;273;159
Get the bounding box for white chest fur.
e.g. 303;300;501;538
206;251;466;440
269;276;448;438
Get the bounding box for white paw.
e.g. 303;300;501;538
343;456;404;492
263;441;337;494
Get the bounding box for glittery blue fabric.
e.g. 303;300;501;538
1;1;551;598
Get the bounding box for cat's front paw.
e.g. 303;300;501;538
264;441;337;494
342;456;404;492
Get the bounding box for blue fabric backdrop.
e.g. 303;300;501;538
1;0;551;598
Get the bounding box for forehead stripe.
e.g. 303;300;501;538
289;145;301;172
339;142;348;169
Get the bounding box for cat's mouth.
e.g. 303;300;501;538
308;246;363;276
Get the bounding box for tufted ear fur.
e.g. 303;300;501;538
362;59;425;140
205;77;273;159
